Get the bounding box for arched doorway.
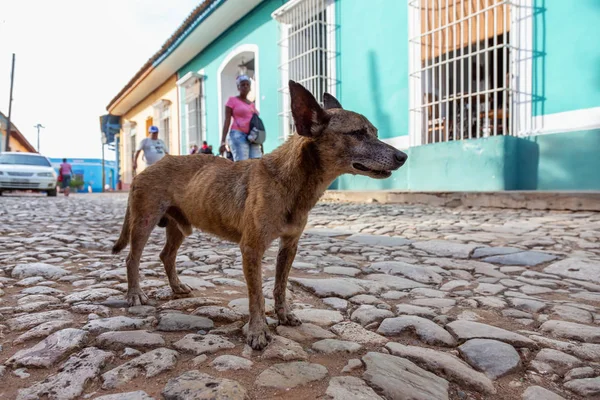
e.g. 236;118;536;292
217;44;260;135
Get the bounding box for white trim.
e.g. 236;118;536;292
109;0;262;116
152;99;172;109
279;22;291;141
272;0;306;18
198;69;207;146
326;0;337;96
216;44;260;140
122;121;137;130
408;0;422;147
176;71;203;88
513;0;534;137
382;135;410;150
532;106;600;136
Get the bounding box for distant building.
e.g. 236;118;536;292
50;158;117;193
0;112;36;153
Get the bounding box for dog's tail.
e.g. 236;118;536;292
112;205;131;254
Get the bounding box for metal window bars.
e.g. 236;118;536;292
274;0;337;140
409;0;533;145
185;78;203;148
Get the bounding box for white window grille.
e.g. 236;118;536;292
129;125;137;164
273;0;337;140
178;72;205;152
153;99;172;149
408;0;533;145
122;121;137;181
186;86;202;148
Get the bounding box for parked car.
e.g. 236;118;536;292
0;152;58;196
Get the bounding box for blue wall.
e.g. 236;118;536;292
533;0;600;116
337;0;409;140
50;158;117;193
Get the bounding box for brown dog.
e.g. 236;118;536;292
112;80;407;350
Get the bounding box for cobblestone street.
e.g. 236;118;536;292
1;193;599;399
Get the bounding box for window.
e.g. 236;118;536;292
153;99;172;148
122;121;137;180
409;0;531;145
185;78;203;147
273;0;337;140
129;125;137;164
177;72;205;153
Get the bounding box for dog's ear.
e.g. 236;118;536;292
323;93;342;110
289;80;328;137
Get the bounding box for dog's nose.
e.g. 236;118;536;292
394;150;408;166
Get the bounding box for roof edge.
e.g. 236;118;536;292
152;0;226;68
0;111;37;152
105;0;221;112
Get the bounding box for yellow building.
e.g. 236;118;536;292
107;72;180;190
0;112;37;153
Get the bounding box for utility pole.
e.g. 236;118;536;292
34;123;45;153
5;53;15;152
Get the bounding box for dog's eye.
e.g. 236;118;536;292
346;129;368;139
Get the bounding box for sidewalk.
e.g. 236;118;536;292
321;190;600;211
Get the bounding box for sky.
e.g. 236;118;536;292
0;0;199;160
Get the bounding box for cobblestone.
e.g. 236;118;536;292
0;193;599;399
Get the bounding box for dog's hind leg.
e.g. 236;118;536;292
241;238;271;350
160;220;193;297
125;213;160;306
274;234;302;326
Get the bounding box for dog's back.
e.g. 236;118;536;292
117;154;266;246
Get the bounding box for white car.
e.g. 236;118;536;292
0;152;58;196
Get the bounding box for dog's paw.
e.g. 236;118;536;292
247;325;272;350
278;310;302;327
171;282;193;295
126;290;149;306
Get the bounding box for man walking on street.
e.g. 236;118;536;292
133;125;169;174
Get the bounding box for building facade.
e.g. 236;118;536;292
0;112;37;153
50;158;117;193
108;0;600;192
107;73;181;190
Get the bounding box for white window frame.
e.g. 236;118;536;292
273;0;337;141
177;70;206;152
216;44;261;142
152;99;172;149
122;121;137;182
408;0;534;146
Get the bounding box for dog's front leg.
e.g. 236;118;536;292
241;241;271;350
274;235;302;326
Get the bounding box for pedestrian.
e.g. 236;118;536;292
59;158;73;197
200;141;212;154
190;144;199;155
133;125;169;173
220;75;262;161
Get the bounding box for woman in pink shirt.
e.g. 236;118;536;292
59;158;73;197
220;75;262;161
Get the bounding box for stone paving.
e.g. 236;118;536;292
0;193;599;399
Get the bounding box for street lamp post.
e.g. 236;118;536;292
5;54;15;152
34;123;45;153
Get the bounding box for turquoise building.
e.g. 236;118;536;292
110;0;600;192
